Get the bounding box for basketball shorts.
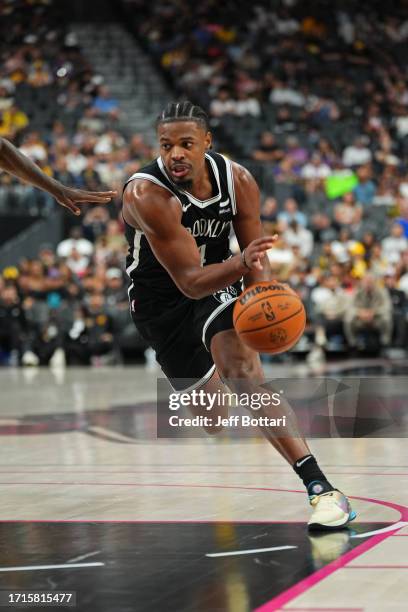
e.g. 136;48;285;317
131;281;242;392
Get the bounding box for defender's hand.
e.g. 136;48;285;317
53;186;117;215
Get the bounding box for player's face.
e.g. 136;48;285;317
158;121;212;189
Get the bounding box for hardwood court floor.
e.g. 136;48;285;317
0;365;407;611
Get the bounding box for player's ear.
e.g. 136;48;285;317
205;131;212;150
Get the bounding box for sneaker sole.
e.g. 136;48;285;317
308;510;357;531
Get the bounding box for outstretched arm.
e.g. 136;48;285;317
0;137;116;215
232;161;275;287
122;179;277;299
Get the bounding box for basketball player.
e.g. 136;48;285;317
122;102;356;529
0;137;116;215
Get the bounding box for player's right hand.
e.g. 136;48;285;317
242;235;278;271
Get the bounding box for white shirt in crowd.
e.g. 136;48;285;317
269;87;305;107
66;152;88;176
210;99;237;117
57;237;94;258
65;254;89;276
19;143;48;162
342;145;372;167
381;236;408;264
282;226;314;257
310;286;333;309
301;162;331;179
235;98;261;117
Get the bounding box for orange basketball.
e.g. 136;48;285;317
233;281;306;354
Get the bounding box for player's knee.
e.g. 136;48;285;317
219;357;262;386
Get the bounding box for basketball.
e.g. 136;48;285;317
233;281;306;354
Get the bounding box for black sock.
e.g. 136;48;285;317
293;454;334;495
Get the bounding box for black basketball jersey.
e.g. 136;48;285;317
123;151;238;309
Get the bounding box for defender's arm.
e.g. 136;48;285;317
0;137;116;215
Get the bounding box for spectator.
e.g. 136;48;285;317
0;104;29;138
334;192;363;233
396;198;408;238
381;223;408;265
19;132;48;163
0;284;26;364
65;247;89;277
104;268;128;307
82;206;110;242
283;220;314;258
92;86;120;120
210;88;236;117
234;92;261;117
384;271;407;347
269;80;305;107
86;293;115;364
312;275;350;348
344;274;392;348
342;137;372;167
301;153;331;181
353;164;376;206
369;243;389;277
57;227;94;260
277;198;307;229
260;197;278;225
252;132;284;162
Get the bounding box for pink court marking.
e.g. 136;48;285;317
0;478;406;608
254;490;408;612
0;520;392;524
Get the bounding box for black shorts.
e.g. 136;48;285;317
131;282;242;392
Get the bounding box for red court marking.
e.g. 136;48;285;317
0;479;407;520
0;469;406;477
0;481;407;521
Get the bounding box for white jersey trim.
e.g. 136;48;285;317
172;364;216;394
126;229;142;279
201;296;239;350
157;154;222;208
222;155;237;215
126;172;183;209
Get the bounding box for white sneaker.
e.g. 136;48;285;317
21;351;39;367
49;348;66;368
308;490;356;530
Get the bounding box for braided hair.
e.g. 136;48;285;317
156;101;209;131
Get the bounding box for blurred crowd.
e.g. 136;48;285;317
1;0;408;365
0;0;153;215
0;215;148;367
124;0;408;355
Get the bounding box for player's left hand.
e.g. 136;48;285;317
53;186;118;215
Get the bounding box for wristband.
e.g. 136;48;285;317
241;248;251;270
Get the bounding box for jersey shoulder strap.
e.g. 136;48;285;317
206;151;237;214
